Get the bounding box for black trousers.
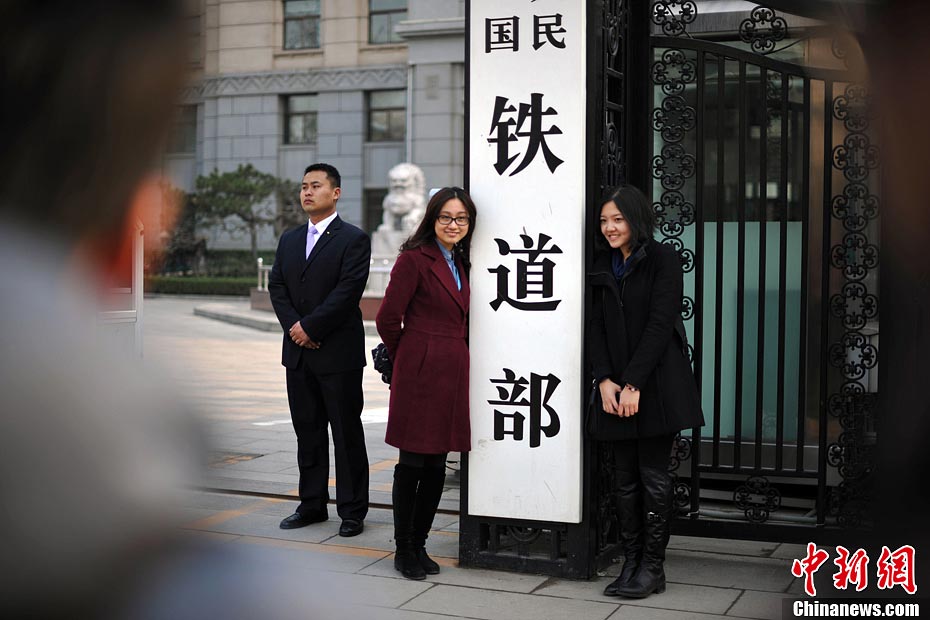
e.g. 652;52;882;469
286;366;369;520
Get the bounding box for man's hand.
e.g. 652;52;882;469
289;321;320;349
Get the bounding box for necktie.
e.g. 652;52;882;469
306;225;319;259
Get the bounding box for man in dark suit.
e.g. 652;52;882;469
269;163;371;537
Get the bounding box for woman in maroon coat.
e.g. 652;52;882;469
376;187;476;580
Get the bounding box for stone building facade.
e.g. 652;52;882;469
162;0;465;250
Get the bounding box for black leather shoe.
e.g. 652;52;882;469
339;518;364;537
279;511;327;530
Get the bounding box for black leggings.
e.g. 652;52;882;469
611;434;677;474
398;449;447;469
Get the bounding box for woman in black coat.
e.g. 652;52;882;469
588;184;704;599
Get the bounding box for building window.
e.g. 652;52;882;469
284;0;320;50
284;94;318;144
369;0;406;44
365;188;389;234
367;90;406;142
167;105;197;154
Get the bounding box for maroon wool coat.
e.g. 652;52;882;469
376;242;471;454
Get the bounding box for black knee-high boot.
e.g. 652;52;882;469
615;465;672;598
392;463;426;580
603;469;643;596
411;465;446;574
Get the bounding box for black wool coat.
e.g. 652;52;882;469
587;239;705;440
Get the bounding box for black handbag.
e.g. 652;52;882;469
585;379;603;437
371;342;393;385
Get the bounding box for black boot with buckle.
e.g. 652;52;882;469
603;468;643;596
614;466;672;598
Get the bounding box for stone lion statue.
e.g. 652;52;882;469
378;163;426;233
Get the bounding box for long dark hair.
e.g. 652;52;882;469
400;186;477;273
595;184;656;254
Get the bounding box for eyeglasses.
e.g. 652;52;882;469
437;215;470;226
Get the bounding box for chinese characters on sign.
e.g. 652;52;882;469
489;233;563;311
487;94;564;176
485;14;566;52
791;543;917;597
489;369;561;448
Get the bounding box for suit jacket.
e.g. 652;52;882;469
587;239;704;440
268;215;371;373
376;243;471;453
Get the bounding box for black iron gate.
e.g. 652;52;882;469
461;0;880;578
621;2;880;544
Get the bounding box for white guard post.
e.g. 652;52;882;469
97;218;145;358
467;0;586;523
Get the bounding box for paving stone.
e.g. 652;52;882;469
313;571;434;608
727;590;795;620
234;535;389;575
607;606;732;620
535;579;740;616
322;520;398;552
360;607;470;620
668;535;779;558
402;584;619;620
213;456;299;474
360;556;550;594
664;549;794;592
187;510;336;544
770;543;808;560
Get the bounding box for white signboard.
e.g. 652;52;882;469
467;0;586;523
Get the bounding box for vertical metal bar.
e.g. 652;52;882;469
754;67;768;472
734;60;747;470
691;49;706;512
712;55;725;468
776;72;789;471
817;80;834;526
796;77;811;473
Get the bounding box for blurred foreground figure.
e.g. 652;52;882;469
870;0;930;593
0;3;356;618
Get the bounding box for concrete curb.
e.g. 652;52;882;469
193;302;380;337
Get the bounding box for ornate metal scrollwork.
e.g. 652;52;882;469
825;77;879;531
652;49;696;96
669;435;692;515
832;133;880;183
669;433;692;471
828;332;878;381
652;144;696;190
831;183;879;232
738;5;788;55
595;442;619;552
734;476;782;523
653;96;696;143
651;1;697;37
505;526;542;544
829;233;879;281
680;296;695;321
601;0;629;192
830;282;878;330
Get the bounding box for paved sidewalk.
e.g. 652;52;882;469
147;296;805;619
